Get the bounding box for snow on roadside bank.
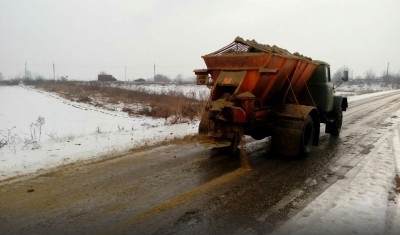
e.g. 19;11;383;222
111;82;210;100
272;109;400;235
343;89;400;102
0;86;198;181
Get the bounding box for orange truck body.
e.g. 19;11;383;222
203;53;318;104
195;37;347;156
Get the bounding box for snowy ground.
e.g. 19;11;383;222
0;85;199;181
0;84;399;234
335;82;398;97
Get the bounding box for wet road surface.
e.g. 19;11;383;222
1;90;400;234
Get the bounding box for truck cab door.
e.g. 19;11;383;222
307;64;334;113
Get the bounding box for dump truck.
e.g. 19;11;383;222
195;37;348;156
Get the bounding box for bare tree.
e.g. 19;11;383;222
24;70;32;80
174;74;183;84
332;66;351;83
364;68;376;80
381;70;390;85
154;74;170;83
395;71;400;88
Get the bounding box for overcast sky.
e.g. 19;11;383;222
1;0;399;80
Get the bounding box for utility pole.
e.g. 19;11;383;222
153;63;156;82
53;62;55;80
24;62;27;77
125;66;127;81
387;62;390;77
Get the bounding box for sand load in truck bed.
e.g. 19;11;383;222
207;36;312;60
201;37;321;105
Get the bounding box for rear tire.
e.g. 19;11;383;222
271;115;314;157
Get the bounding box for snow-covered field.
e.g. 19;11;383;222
0;84;399;234
335;82;398;97
0;85;199;181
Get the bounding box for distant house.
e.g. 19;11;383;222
98;74;117;81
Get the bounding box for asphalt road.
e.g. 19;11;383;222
1;90;400;235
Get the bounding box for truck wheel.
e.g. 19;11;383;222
328;110;342;136
326;102;343;136
300;115;314;155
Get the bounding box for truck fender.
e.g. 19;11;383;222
333;96;347;111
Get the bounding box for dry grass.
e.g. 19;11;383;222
35;81;207;123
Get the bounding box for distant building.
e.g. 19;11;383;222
98;74;117;81
134;78;146;83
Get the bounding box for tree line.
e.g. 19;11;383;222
332;66;400;87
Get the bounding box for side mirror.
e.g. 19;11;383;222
342;70;349;81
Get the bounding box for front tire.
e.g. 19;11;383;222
326;99;343;136
300;115;314;155
327;110;342;136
